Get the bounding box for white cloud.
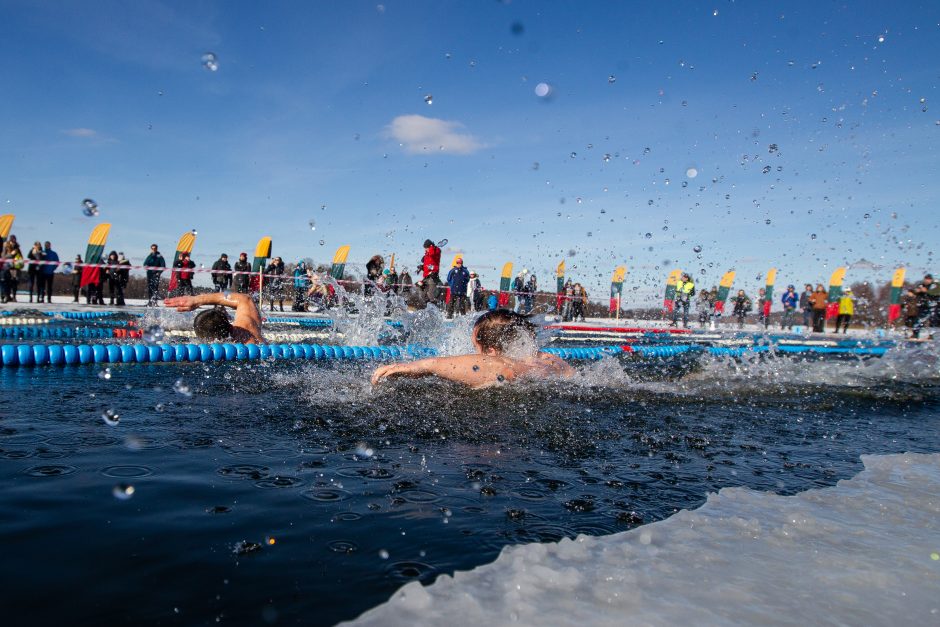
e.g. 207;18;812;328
63;128;98;138
386;114;484;155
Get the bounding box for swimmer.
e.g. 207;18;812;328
371;309;573;388
164;292;264;344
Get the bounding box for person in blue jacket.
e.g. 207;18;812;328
446;257;471;318
780;284;799;330
41;242;58;303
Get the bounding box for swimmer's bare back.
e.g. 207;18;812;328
371;352;573;388
164;292;265;344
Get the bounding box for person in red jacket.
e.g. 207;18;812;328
173;253;196;296
418;238;442;306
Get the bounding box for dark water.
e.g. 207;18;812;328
1;352;939;626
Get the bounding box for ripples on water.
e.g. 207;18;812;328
0;343;938;625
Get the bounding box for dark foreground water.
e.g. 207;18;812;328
1;350;939;626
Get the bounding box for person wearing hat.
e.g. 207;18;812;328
211;253;232;292
467;270;483;312
780;284;798;330
115;252;131;306
71;254;83;302
835;288;855;334
446;257;471;318
233;252;251;294
418;239;442;306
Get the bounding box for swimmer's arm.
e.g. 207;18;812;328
164;293;264;343
371;355;511;388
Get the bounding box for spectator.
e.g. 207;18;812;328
512;270;527;313
809;284;828;332
41;242;58;303
173;253;196;297
71;255;83;302
835;288;854;334
264;256;286;311
398;269;412;296
417;239;442;306
671;273;695;328
561;281;575;321
697;289;713;328
446;257;471;318
901;288;919;331
27;241;44;303
525;274;537;314
1;239;24;303
571;283;587;322
365;255;384;297
144;244;166;306
731;289;752;328
306;272;334;311
468;271;484;312
757;287;769;329
211;254;232;292
116;252;130;306
105;251;124;305
799;284;814;327
780;285;798;330
912;274;940;339
292;261;309;311
385;265;399;295
487;291;498;311
233;252;250;294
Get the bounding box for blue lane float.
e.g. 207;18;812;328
0;326;122;340
0;342;440;367
0;339;894;368
264;316;405;328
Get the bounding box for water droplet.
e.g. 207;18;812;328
355;443;374;458
534;82;551;98
768;143;779;153
379;549;390;559
607;75;616;84
662;225;668;231
319;239;325;246
569;152;577;159
586;231;592;237
762;165;771;174
811;233;817;239
877;35;885;43
201;52;219;72
424;94;433;105
112;483;135;500
686;168;698;178
532;162;539;170
645;233;652;239
81;198;99;217
712;9;718;16
765;219;772;225
468;59;477;68
173;379;192;397
603;153;611;162
101;409;120;426
154;403;165;413
863;213;871;219
693;245;702;253
750;72;759;81
576;197;582;204
308;219;316;231
143;325;165;343
98;367;112;381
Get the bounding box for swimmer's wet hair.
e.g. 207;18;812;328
193;306;232;341
473;309;537;354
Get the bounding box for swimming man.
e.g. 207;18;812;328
164;292;264;344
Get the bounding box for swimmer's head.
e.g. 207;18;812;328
472;309;537;356
193;306;232;341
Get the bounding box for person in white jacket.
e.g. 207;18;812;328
467;271;483;311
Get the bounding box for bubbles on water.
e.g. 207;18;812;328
379;549;390;560
607;75;616;84
154;403;165;413
173;379;192;397
693;245;702;253
308;219;316;231
534;82;551;97
201;52;219;72
112;483;135;500
354;443;374;458
423;94;433;105
81;198;99;217
686;168;698;178
101;409;120;426
143;325;165;343
98;367;112;380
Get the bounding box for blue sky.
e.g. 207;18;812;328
2;0;938;302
